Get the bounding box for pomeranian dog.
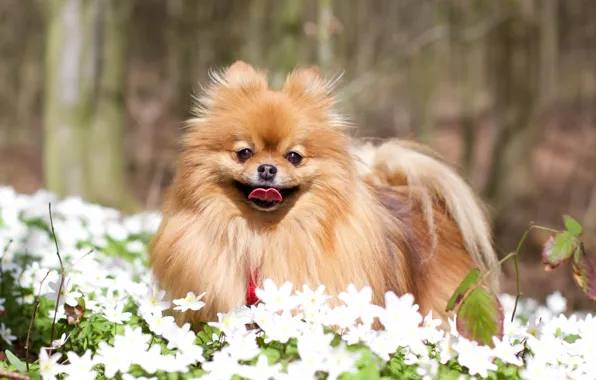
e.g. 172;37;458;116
149;61;500;326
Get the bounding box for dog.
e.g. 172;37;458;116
149;61;500;327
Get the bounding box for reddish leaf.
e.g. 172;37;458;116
542;231;577;271
572;244;596;301
446;269;480;312
456;287;504;347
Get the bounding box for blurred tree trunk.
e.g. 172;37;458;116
167;0;195;114
317;0;333;75
539;0;558;108
44;0;94;198
408;8;440;145
453;2;485;179
87;0;135;210
44;0;135;211
0;0;30;148
268;0;305;88
244;0;267;68
483;4;539;224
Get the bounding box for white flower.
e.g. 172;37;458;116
225;330;261;361
62;350;96;380
102;303;132;324
298;324;334;367
202;350;242;379
295;284;331;311
51;333;69;348
491;335;524;366
326;343;361;380
368;331;399;361
520;358;567;380
0;322;16;345
46;277;81;307
172;291;206;312
16;294;36;305
115;325;151;353
438;335;457;364
546;291;567;315
94;341;132;378
343;322;373;345
527;334;567;365
262;310;305;344
238;354;283;380
0;297;5;311
106;221;128;240
378;292;422;332
47;304;66;321
164;322;196;351
135;344;164;374
280;361;318;380
416;358;439;380
138;285;171;316
180;343;206;365
421;310;444;344
338;284;381;325
144;312;176;336
251;303;273;330
39;348;64;380
126;240;145;253
325;305;358;329
255;279;296;312
209;307;252;337
454;339;497;378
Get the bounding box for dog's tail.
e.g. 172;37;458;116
352;138;500;290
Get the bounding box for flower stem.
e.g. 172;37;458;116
480;223;561;322
48;203;65;354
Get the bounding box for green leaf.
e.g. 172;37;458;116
571;243;596;301
5;350;27;374
261;347;281;364
197;331;210;344
456;287;504;347
446;269;480;312
564;215;583;236
542;232;577;271
563;334;581;344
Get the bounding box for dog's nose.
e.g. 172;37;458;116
257;164;277;181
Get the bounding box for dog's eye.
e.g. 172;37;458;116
286;151;303;166
236;148;253;162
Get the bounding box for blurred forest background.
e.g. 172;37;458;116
1;0;596;311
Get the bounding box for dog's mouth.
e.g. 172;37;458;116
234;181;300;210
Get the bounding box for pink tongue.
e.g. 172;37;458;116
248;188;283;202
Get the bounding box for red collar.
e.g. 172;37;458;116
246;268;259;306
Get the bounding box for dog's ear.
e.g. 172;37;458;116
283;66;347;128
208;60;268;90
282;65;330;98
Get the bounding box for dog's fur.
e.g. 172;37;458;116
149;61;500;326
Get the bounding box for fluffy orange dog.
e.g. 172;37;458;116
149;61;500;326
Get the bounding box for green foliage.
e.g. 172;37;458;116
563;215;583;236
446;268;480;312
541;231;577;270
448;213;595;348
6;350;27;373
456;288;504;348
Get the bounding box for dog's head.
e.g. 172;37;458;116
179;61;355;215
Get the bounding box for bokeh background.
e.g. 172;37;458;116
1;0;595;311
